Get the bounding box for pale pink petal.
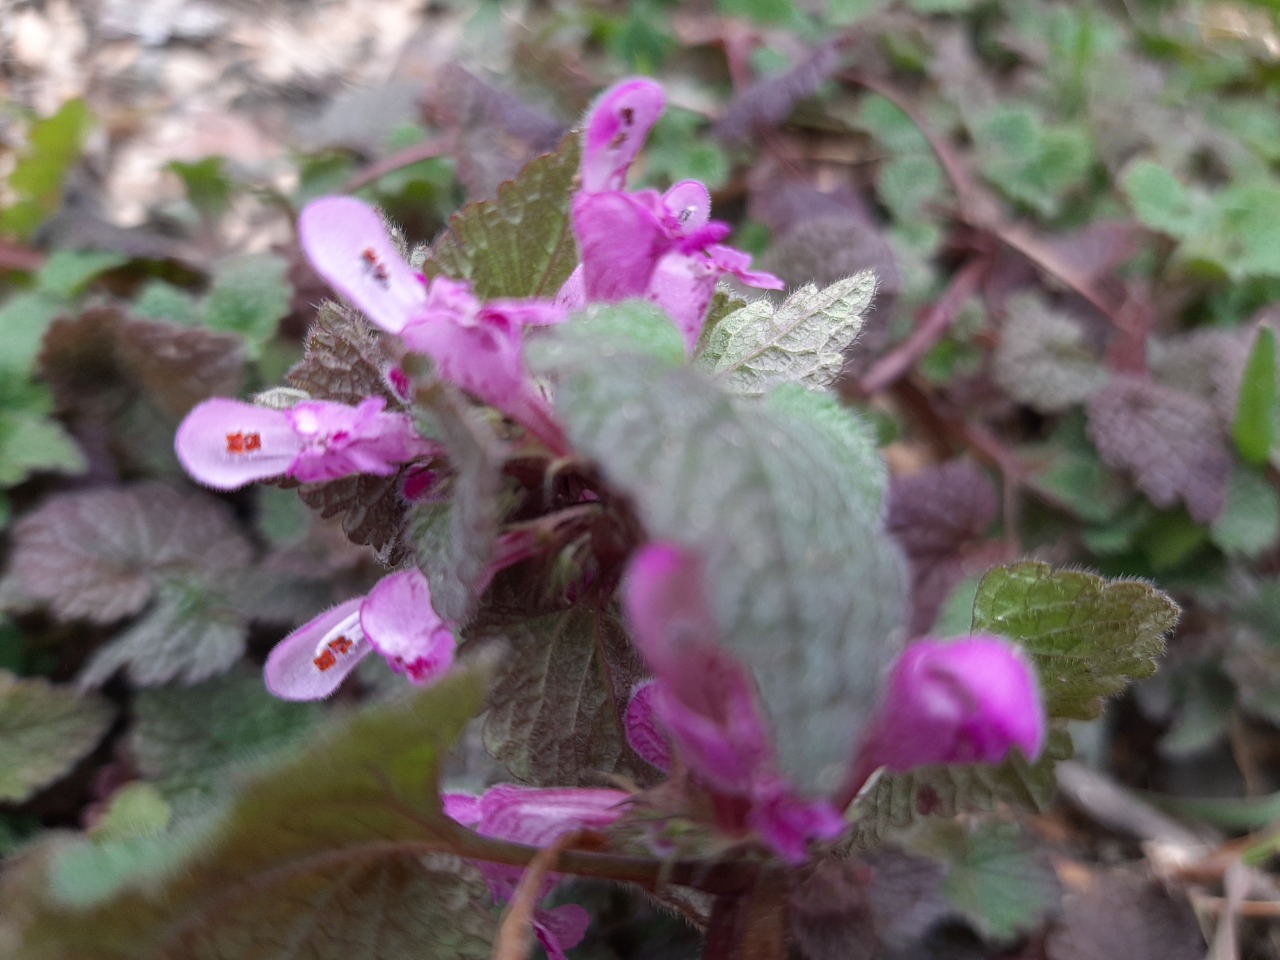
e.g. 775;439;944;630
298;196;425;334
534;904;591;960
482;299;567;328
441;792;482;828
663;180;711;233
854;635;1046;778
624;681;671;772
706;244;785;290
477;784;630;848
553;265;586;313
746;783;845;865
581;78;665;193
175;398;302;491
359;569;456;685
286;397;439;483
646;251;719;353
264;598;370;700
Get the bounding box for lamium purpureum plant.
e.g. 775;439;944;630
0;78;1179;960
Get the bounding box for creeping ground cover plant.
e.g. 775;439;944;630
0;77;1179;960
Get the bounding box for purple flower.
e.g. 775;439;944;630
621;543;845;863
175;395;437;491
264;569;455;700
443;784;630;960
849;635;1046;788
566;79;783;352
297;196;569;453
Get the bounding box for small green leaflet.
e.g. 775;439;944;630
0;672;115;803
1232;326;1277;466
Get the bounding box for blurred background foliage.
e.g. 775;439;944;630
4;0;1280;955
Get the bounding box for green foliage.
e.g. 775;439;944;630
1121;160;1205;238
642;108;731;191
994;293;1107;414
0;672;115;803
202;254;293;357
1232;326;1277;465
535;328;906;790
534;299;688;367
922;820;1060;941
698;273;876;397
0;404;87;488
425;133;581;299
168;157;234;223
1210;467;1280;558
972;561;1177;720
0;99;92;240
974;106;1093;217
129;665;322;816
0;659;496;960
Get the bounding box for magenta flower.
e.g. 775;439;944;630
849;635;1046;787
565;78;783;352
175;395;437;491
297;196;569;453
264;569;455;700
443;784;630;960
621;544;845;863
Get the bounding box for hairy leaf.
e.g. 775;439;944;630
994;294;1107;413
973;560;1177;720
0;672;115;803
286;302;401;407
129;664;322;816
425;133;581;300
535;341;907;789
409;387;508;624
483;606;644;786
698;273;875;397
1086;375;1232;523
0;410;87;487
922;820;1060;941
10;483;253;624
535;300;687;368
297;472;413;566
2;660;495;960
1232;326;1277;465
79;578;249;689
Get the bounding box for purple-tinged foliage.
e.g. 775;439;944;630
444;784;630;960
176;395;436;490
852;636;1046;784
265;568;455;700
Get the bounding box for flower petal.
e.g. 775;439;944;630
646;250;719;353
286;397;437;483
663;180;711;233
553;264;586;313
534;904;591;960
359;569;456;685
298;197;425;334
175;398;302;491
572;191;671;303
624;681;671;773
264;598;369;700
476;784;630;848
582;78;665;193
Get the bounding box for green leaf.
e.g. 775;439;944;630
131;281;201;326
483;606;644;785
923;820;1060;941
168;157;234;223
0;672;115;803
425;132;581;299
0;292;64;379
91;784;173;841
129;665;322;817
35;250;128;298
0;99;92;240
535;341;906;789
4;661;496;960
1232;326;1277;465
409;386;508;624
1121;160;1204;238
532;299;688;370
975;108;1092;217
79;578;249;689
1211;467;1280;558
973;561;1177;720
698;273;875;397
0;410;87;487
201;253;293;355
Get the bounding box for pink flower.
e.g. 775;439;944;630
565;79;783;352
621;544;844;863
297;196;568;453
443;784;630;960
850;635;1046;785
264;569;455;700
175;395;437;491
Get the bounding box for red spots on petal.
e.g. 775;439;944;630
244;432;262;452
329;635;354;655
226;432;245;454
225;431;262;455
360;247;391;289
313;649;337;671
